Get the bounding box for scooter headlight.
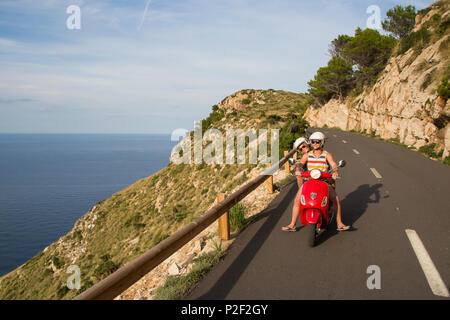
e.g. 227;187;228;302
310;169;321;179
301;195;306;205
321;196;327;207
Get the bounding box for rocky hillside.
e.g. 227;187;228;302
0;89;308;300
305;0;450;159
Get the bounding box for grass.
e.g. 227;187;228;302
229;203;247;232
444;156;450;165
398;27;431;55
153;247;224;300
418;143;440;158
275;174;294;191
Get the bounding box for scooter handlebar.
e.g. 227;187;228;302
295;171;332;179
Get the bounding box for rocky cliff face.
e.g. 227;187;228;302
305;4;450;158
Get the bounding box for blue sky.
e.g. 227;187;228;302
0;0;433;133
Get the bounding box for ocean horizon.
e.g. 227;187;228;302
0;133;178;276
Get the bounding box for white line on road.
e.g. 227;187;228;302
342;140;347;143
353;149;360;155
333;134;337;138
370;168;382;179
405;229;450;298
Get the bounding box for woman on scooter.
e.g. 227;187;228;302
281;137;310;231
282;132;350;231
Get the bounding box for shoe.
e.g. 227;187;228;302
337;225;351;231
282;226;297;232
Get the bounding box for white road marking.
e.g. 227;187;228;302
342;140;347;143
405;229;450;297
333;134;337;138
353;149;360;155
370;168;382;179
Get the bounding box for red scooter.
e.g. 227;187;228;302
290;159;346;247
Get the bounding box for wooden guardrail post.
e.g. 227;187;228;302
266;163;273;194
284;151;289;174
217;193;230;240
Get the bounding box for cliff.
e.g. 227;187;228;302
305;1;450;159
0;89;308;300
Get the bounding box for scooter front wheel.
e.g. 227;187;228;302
307;223;316;247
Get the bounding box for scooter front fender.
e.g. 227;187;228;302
304;208;321;224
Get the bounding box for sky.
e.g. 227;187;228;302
0;0;434;134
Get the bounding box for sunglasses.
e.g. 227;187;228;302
299;145;307;150
311;140;322;144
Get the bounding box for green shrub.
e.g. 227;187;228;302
431;13;441;23
153;233;169;246
94;260;118;279
417;7;431;17
265;114;282;124
438;18;450;35
241;98;251;105
342;28;396;86
419;143;438;158
79;280;94;293
201;108;225;133
52;256;63;269
72;230;83;241
173;209;187;222
278;117;309;155
153;251;223;300
437;77;450;100
307;56;355;103
421;71;434;91
124;214;145;229
382;5;416;39
444;156;450;165
100;254;111;262
229;203;247;232
42;268;53;277
56;286;69;299
399;27;431;54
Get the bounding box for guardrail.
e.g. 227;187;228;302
74;148;297;300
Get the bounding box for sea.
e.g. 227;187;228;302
0;134;178;277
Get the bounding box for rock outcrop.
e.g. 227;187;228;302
305;4;450;158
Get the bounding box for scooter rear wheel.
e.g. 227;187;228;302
307;223;316;247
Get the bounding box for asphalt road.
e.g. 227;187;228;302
185;129;450;300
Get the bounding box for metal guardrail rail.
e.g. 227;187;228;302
74;148;297;300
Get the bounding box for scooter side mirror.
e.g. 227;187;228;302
288;158;295;165
338;160;346;168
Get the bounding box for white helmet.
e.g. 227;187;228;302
309;131;325;147
293;137;308;150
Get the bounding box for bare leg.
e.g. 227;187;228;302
328;186;349;230
282;186;303;230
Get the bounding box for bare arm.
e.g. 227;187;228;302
298;153;308;168
326;152;338;178
295;153;308;188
